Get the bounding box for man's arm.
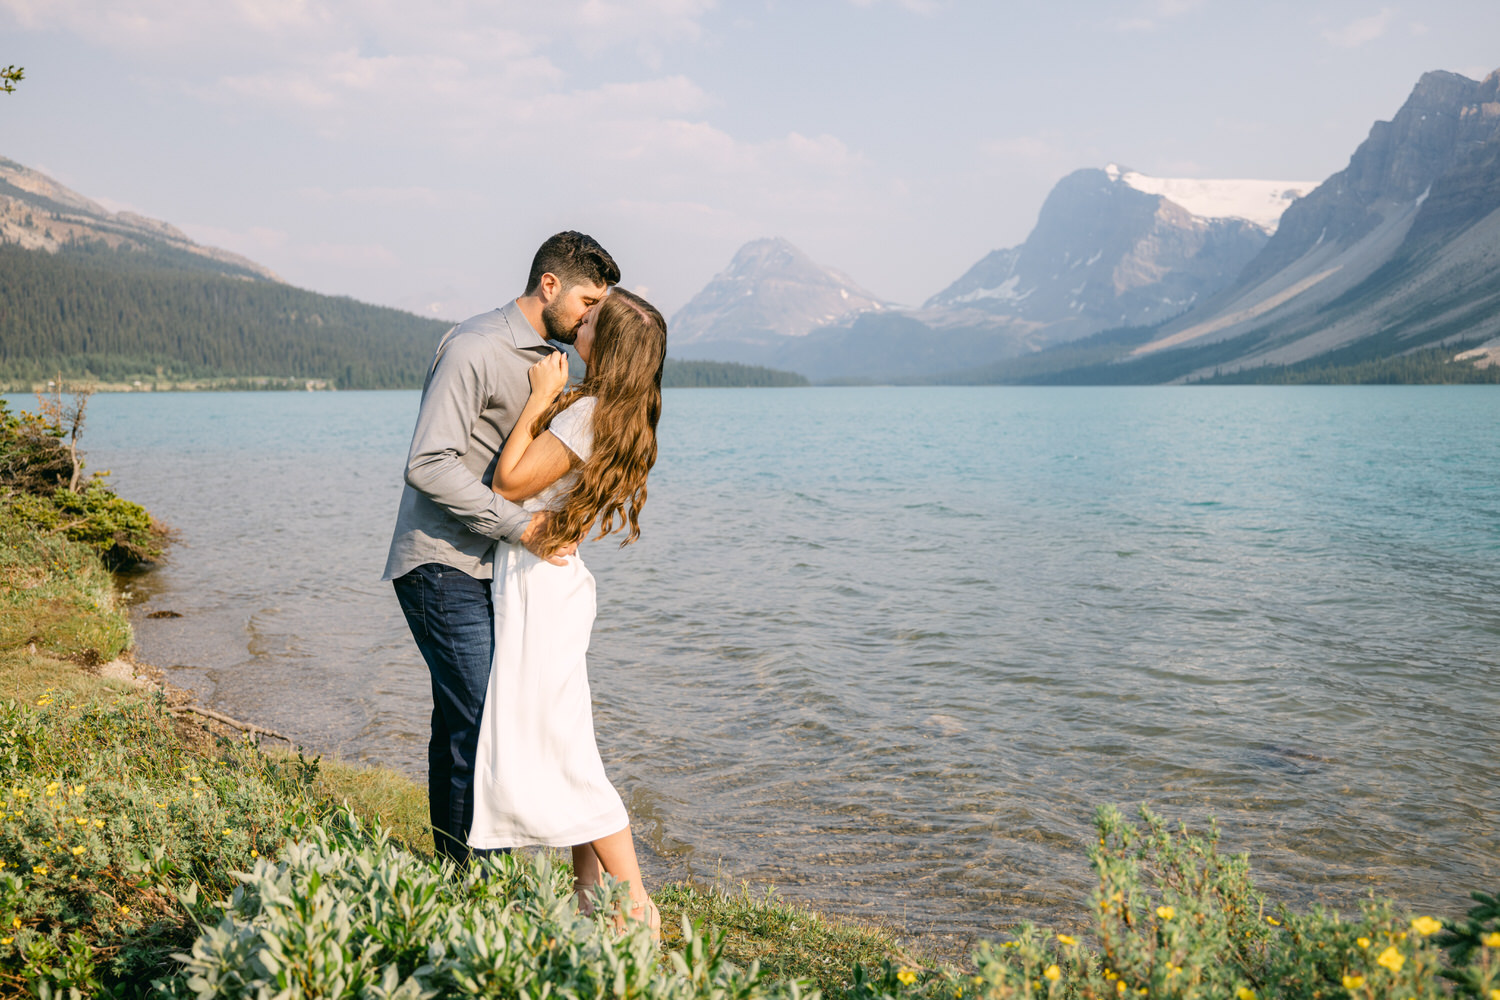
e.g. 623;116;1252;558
404;333;532;542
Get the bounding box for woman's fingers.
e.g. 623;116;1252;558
528;352;570;396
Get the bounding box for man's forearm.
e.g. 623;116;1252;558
405;454;532;542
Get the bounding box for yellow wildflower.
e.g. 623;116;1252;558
69;784;83;795
1411;916;1441;936
251;849;258;858
1343;974;1365;989
1110;890;1124;903
70;846;85;856
1115;981;1125;995
1157;905;1175;920
1167;964;1182;977
1266;916;1281;926
76;817;87;826
1043;965;1060;982
1489;991;1500;1000
94;819;104;828
1057;934;1076;945
188;776;201;783
14;789;27;799
1481;931;1500;948
1356;937;1370;948
10;918;18;928
896;967;918;986
222;829;231;836
1237;989;1257;1000
0;937;10;945
1104;970;1117;981
118;905;129;914
31;865;46;875
1377;946;1404;972
44;782;58;797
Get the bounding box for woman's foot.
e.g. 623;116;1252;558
629;895;661;944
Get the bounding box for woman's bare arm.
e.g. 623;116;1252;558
495;352;577;502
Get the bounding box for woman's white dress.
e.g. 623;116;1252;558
467;397;630;849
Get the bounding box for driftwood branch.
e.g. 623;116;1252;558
170;704;293;743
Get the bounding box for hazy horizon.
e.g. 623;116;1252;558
2;1;1498;322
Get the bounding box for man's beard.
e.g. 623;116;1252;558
541;299;579;344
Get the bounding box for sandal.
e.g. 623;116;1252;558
630;896;662;945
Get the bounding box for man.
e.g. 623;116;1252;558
384;231;620;863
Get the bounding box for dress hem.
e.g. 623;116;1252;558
468;811;630;851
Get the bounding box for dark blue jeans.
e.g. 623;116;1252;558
392;563;508;864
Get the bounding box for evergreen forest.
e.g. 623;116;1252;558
0;243;809;390
0;243;447;389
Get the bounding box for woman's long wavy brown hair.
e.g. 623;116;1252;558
530;288;667;553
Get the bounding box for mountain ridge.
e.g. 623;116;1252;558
1124;67;1500;380
0;156;279;282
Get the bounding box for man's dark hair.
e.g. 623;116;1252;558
524;231;620;295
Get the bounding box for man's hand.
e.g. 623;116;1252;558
520;512;577;566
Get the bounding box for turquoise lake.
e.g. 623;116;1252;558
23;385;1499;950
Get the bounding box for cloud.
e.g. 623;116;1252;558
846;0;941;13
2;0;903;314
982;135;1067;163
1322;8;1395;48
1102;0;1202;32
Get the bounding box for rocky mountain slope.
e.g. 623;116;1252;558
672;166;1314;380
0;156;278;281
924;165;1313;346
1123;68;1500;380
669;238;890;363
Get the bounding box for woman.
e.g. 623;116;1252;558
467;287;667;940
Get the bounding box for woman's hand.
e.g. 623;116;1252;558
528;351;570;401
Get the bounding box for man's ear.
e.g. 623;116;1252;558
537;272;561;303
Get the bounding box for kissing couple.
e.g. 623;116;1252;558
382;231;666;940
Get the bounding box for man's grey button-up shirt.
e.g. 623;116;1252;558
382;299;556;582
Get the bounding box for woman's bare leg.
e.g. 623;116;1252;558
587;826;659;938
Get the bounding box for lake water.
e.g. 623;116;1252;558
21;386;1499;951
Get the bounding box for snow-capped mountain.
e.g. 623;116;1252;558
923;164;1315;345
669;237;889;363
1129;68;1500;378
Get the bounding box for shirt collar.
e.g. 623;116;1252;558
500;298;552;351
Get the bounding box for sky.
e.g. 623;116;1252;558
1;1;1498;323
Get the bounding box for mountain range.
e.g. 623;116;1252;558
0;160;796;390
669;66;1500;383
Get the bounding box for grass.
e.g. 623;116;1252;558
0;523;131;665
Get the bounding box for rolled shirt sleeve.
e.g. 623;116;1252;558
403;334;533;543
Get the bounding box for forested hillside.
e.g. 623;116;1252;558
0;242;810;390
661;359;808;387
0;243;447;389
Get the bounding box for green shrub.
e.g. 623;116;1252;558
3;482;162;568
0;691;327;997
846;806;1499;1000
169;815;810;1000
0;402;70;496
0;398;164;569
